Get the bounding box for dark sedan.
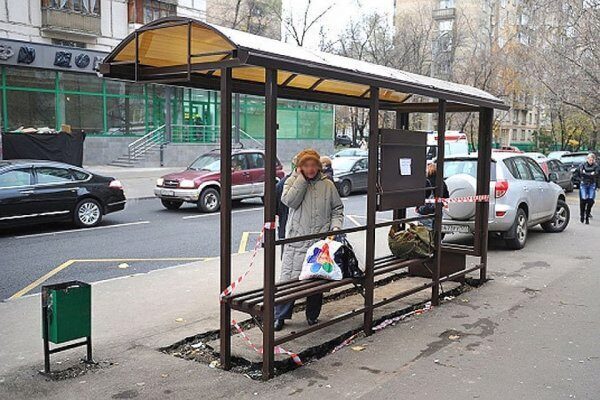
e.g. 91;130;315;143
540;159;574;192
0;160;126;229
332;156;368;196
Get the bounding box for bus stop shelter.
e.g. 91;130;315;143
100;17;509;380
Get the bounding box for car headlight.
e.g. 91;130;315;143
156;178;164;187
333;176;340;182
179;179;196;189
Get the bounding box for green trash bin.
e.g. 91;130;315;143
44;281;91;344
42;281;92;373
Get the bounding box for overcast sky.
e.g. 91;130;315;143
281;0;395;48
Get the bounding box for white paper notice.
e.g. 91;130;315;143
399;158;412;176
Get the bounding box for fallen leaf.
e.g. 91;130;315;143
449;335;460;340
175;318;185;323
161;373;169;378
351;346;365;352
118;263;129;269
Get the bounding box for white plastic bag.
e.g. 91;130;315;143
299;239;344;281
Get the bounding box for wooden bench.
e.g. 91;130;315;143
225;256;430;316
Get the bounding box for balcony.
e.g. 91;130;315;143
41;7;101;37
433;8;456;20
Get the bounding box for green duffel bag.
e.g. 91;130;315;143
388;223;434;260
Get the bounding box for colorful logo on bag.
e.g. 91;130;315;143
307;243;334;273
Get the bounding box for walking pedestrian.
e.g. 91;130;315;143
274;149;344;331
578;153;599;224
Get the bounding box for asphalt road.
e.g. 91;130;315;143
0;193;378;301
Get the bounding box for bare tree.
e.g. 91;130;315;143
206;0;282;39
526;0;599;149
269;0;334;46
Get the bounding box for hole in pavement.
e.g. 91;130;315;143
162;280;480;380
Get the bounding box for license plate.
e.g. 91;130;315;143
161;189;175;196
442;224;470;234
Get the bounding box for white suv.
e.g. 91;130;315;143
442;153;570;250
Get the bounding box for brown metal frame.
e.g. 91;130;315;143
100;17;501;380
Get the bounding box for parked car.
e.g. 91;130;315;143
560;151;600;188
155;149;285;212
331;148;368;158
547;150;570;160
334;135;354;147
331;156;368;196
523;152;548;164
540;159;574;192
0;160;125;228
442;153;569;250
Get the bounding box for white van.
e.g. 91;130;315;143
426;130;469;162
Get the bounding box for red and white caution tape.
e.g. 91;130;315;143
425;194;489;205
219;221;277;300
232;319;302;366
220;219;302;366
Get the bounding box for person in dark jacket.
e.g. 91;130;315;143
416;163;449;229
320;156;334;181
276;155;299;246
578;153;599;224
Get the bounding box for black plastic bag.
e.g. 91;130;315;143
333;234;364;279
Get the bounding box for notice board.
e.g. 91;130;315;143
378;129;428;210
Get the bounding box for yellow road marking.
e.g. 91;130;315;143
74;257;204;263
8;259;76;300
238;232;250;254
8;257;205;300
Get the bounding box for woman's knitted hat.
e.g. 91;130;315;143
296;149;322;168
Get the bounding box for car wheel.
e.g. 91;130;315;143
505;207;528;250
74;198;103;228
161;199;183;210
339;180;352;197
198;188;220;213
541;199;570;233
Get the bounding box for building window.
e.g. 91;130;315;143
128;0;177;25
42;0;100;15
52;39;86;49
439;20;454;32
439;0;454;9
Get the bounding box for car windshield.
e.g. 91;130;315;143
332;158;357;172
561;154;587;164
189;154;220;171
444;159;497;180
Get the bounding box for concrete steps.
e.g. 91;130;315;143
108;148;161;168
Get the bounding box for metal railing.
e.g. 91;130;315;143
170;124;264;148
127;124;166;162
171;124;219;143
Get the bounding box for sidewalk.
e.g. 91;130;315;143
85;166;184;199
1;217;598;399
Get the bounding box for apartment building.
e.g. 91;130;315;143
394;0;546;149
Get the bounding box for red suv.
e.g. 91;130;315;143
155;149;286;212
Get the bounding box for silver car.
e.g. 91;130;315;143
442;153;570;250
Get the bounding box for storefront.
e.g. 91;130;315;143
0;38;334;145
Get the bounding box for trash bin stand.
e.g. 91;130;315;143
41;281;92;374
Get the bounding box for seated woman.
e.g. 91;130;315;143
275;149;344;331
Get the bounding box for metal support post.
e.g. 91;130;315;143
219;67;233;370
262;68;278;380
432;100;446;306
476;107;493;281
364;86;379;335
